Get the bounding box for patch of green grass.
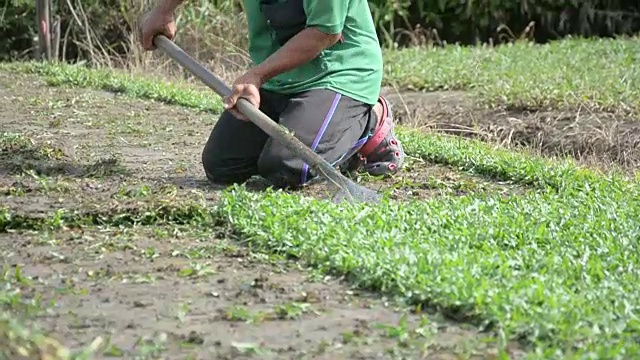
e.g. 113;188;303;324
217;179;640;359
398;129;631;192
211;134;640;359
0;61;222;113
383;37;640;115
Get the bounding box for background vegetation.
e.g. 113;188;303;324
2;0;639;65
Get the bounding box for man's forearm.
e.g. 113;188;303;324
251;27;341;84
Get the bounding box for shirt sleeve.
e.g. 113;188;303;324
303;0;349;35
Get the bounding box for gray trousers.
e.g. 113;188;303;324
201;88;377;189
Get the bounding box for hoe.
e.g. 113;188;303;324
153;35;382;205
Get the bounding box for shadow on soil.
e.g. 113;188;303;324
0;137;129;178
156;175;273;193
155;175;341;204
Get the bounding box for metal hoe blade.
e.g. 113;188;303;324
153;35;381;204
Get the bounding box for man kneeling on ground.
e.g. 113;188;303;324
139;0;405;189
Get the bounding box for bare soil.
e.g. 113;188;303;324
381;87;640;171
2;227;520;359
1;72;528;359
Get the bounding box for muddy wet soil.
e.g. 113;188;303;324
2;226;521;359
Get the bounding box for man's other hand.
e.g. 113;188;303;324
138;6;177;50
224;70;264;121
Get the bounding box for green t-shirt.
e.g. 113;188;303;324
243;0;383;105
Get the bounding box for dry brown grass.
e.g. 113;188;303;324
61;0;250;86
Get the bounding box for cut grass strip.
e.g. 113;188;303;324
398;129;634;192
0;61;222;113
217;184;640;359
383;37;640;116
0;204;215;233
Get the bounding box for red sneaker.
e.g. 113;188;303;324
343;96;405;176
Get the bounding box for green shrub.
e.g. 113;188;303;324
0;0;38;61
371;0;640;46
1;0;638;62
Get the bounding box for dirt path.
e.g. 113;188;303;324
2;226;505;359
1;71;525;359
